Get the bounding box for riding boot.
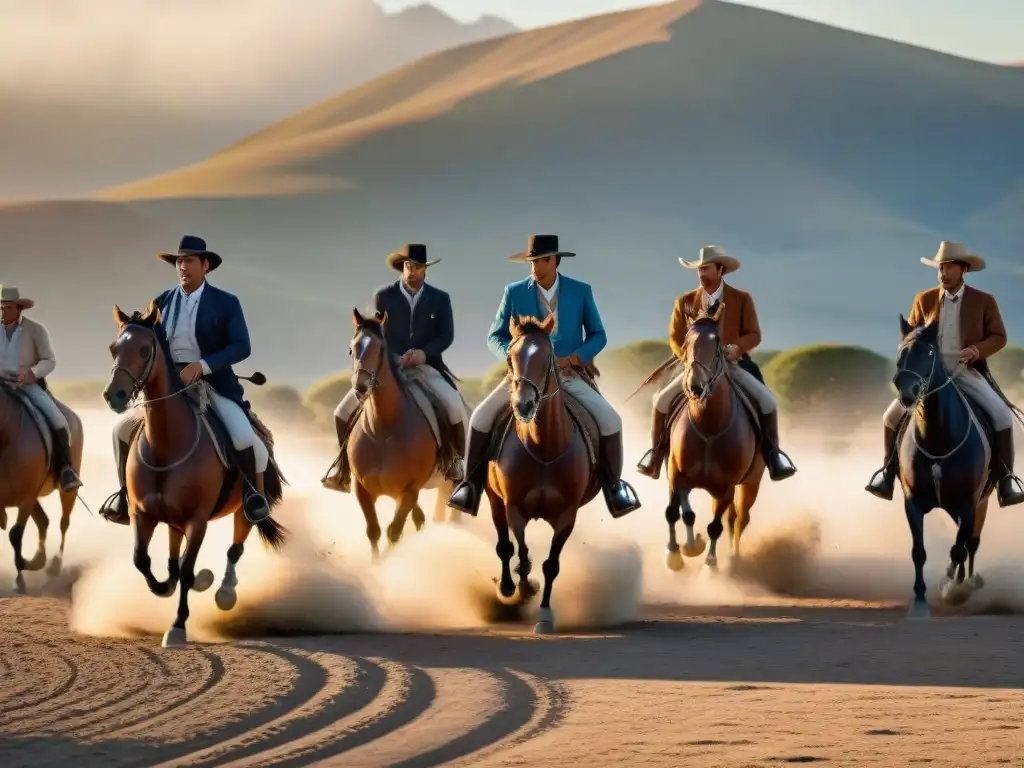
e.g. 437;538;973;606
98;440;132;526
237;447;272;523
993;429;1024;507
599;432;642;518
52;427;83;493
636;410;669;480
447;428;492;516
865;426;900;501
759;410;797;481
446;423;467;482
321;413;356;493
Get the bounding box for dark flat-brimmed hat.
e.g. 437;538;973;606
0;285;34;310
507;234;576;262
158;235;222;271
386;243;440;272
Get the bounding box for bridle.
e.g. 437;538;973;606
351;328;386;396
684;321;727;407
508;332;563;414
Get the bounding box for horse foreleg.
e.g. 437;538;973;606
46;489;75;577
489;490;517;604
664;491;685;571
678;489;704;557
386;490;418;550
25;502;49;572
704;490;735;571
509;508;537;604
9;504;36;593
904;498;929;619
535;515;576;635
355;482;382;562
216;512;250;612
968;497;989;589
940;504;975;605
163;519;209;648
132;515;178;598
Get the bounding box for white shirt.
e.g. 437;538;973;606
0;317;23;376
164;281;212;375
938;283;965;364
702;282;724;308
399;280;423;312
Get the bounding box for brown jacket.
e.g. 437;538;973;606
669;283;762;360
907;285;1006;365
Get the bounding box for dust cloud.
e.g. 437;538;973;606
5;388;1023;642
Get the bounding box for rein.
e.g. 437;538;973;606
350;327;399;444
896;344;972;463
682;325;737;455
508;333;576;466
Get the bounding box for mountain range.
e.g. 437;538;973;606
4;0;1023;389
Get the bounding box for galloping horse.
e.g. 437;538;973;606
346;309;461;561
892;314;993;619
103;302;287;646
0;380;83;591
487;314;598;634
662;302;765;572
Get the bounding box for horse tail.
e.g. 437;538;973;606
264;458;287;507
256;516;288;551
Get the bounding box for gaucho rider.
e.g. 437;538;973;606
98;235;273;525
322;243;467;492
866;240;1024;506
447;233;641;518
0;285;82;492
636;246;797;481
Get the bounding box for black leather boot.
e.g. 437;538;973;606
321;413;356;493
52;427;82;493
865;426;900;501
636;410;668;479
760;410;797;481
237;447;271;523
599;432;641;518
447;428;491;516
98;440;131;526
993;429;1024;507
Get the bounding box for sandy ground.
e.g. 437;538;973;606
1;408;1023;767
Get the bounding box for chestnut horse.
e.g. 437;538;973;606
346;309;460;561
663;302;765;572
103;303;287;647
0;381;83;592
487;314;598;635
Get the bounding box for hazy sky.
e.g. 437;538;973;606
378;0;1024;64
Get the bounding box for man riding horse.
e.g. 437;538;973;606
866;240;1024;507
635;246;797;482
0;286;82;493
98;235;273;525
447;233;641;518
322;243;467;493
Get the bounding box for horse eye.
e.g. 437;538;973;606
140;345;152;360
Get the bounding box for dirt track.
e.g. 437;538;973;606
2;596;1022;767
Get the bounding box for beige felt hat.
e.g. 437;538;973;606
0;285;34;310
920;240;985;272
679;245;741;275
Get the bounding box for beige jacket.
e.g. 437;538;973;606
0;316;56;380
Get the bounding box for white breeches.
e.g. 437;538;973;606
21;383;69;431
333;364;467;426
469;374;622;436
653;363;777;414
884;368;1013;431
112;392;269;472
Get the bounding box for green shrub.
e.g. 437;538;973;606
304;372;351;412
751;349;781;368
481;361;508;392
763;344;894;424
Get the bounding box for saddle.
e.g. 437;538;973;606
486;367;601;468
1;378;54;472
664;371;763;448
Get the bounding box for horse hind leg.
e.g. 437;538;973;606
164;520;209;648
386;490;419;551
535;516;576;635
967;496;989;589
25;502;50;572
510;511;538;604
731;468;764;562
704;491;735;571
411;502;426;532
9;504;40;594
355;482;382;562
133;515;179;599
940;505;976;606
46;489;75;577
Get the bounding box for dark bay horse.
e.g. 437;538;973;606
487;314;598;634
346;309;461;561
892;314;993;619
0;381;83;592
103;302;287;647
663;303;766;572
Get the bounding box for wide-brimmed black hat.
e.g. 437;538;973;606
158;235;222;271
507;234;576;262
386;243;440;272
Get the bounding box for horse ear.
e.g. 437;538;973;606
899;314;913;338
540;313;556;335
112;304;130;326
377;310;388;329
711;300;726;324
352;307;363;327
142;299;161;326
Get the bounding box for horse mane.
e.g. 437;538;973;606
510;314;555;341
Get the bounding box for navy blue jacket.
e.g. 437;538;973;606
373;281;456;386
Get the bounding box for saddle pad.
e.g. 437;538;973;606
12;390;53;468
400;366;472;449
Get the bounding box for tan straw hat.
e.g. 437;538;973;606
920;240;985;272
0;285;34;310
679;245;741;275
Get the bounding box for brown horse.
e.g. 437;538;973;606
487;314;599;635
345;309;461;561
103;302;287;647
663;303;766;572
0;381;83;592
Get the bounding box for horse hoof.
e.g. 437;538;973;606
534;607;555;635
46;557;62;578
215;586;238;611
703;556;718;572
940;579;971;606
192;569;214;592
682;535;706;557
971;574;986;590
906;600;930;620
14;574;26;595
665;549;685;572
162;627;188;647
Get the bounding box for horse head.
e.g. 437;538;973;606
350;307;390;400
894;313;943;408
104;301;162;413
508;313;558;424
683;300;726;401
